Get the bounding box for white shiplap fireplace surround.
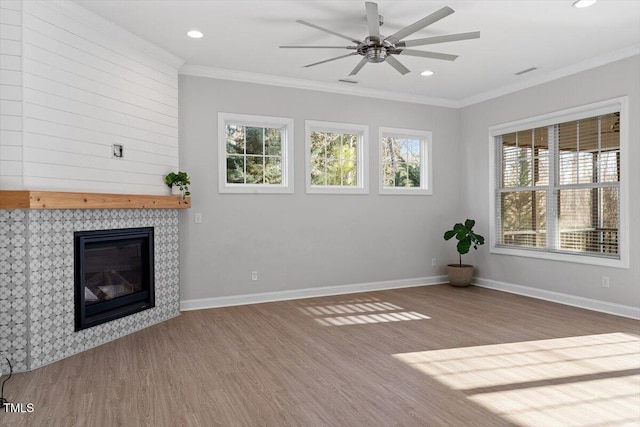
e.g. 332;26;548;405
0;0;186;371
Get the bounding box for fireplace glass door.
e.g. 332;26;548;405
74;227;154;330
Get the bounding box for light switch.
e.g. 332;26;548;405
194;213;202;224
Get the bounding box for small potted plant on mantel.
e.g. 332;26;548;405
443;219;485;287
165;171;191;200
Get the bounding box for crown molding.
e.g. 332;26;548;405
459;44;640;108
46;0;185;70
181;45;639;109
179;64;460;108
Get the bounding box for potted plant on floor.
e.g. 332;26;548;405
443;219;484;287
165;171;191;199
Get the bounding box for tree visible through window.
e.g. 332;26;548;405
305;121;368;194
218;113;294;194
379;127;432;195
381;136;421;188
309;131;358;186
226;125;282;184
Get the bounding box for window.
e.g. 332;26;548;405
218;113;294;193
379;127;432;195
305;120;368;194
489;97;628;268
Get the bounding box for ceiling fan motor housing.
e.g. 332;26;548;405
366;46;387;62
359;36;394;63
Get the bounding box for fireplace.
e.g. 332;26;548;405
74;227;155;331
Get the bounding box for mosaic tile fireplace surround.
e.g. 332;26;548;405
0;208;181;372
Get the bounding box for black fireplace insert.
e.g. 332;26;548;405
74;227;155;331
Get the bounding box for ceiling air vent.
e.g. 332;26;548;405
515;67;538;76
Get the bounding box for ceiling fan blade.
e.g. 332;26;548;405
349;57;369;76
397;31;480;48
385;56;410;75
365;2;380;40
280;46;355;49
296;20;360;44
396;49;458;61
386;6;455;44
303;52;358;68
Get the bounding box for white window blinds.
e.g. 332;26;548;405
495;112;620;259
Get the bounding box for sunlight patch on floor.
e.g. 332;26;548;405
470;375;639;427
298;296;430;326
393;333;640;426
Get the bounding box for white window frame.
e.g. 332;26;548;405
488;97;629;268
305;120;369;195
218;112;294;194
378;127;433;195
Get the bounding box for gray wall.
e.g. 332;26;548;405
178;75;461;301
459;56;640;308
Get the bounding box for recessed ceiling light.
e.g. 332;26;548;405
420;70;434;77
187;30;203;39
572;0;597;8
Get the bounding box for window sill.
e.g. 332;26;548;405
306;186;368;195
490;245;628;269
219;184;294;194
379;188;432;196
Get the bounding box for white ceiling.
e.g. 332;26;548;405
74;0;640;106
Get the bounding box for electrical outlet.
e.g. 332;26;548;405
431;258;437;267
602;276;610;288
251;271;258;281
194;213;202;224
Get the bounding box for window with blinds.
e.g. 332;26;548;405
494;109;621;260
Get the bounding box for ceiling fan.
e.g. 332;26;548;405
280;1;480;76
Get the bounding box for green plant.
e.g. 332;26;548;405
165;171;191;198
444;219;485;267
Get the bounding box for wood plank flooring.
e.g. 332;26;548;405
2;285;639;426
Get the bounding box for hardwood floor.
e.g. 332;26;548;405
2;285;639;426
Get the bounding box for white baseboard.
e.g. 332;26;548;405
180;275;639;320
180;275;447;311
473;277;640;320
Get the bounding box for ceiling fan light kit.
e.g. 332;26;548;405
280;1;480;76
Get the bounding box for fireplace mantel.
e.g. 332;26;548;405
0;190;191;209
